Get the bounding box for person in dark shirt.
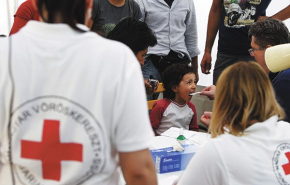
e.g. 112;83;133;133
249;18;290;122
200;0;290;85
87;0;141;37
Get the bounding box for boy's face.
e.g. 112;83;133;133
136;48;148;66
172;73;196;104
250;36;269;73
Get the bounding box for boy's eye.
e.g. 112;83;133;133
186;80;192;84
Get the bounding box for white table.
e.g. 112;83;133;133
120;129;210;185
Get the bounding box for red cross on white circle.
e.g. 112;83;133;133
283;152;290;176
21;120;83;181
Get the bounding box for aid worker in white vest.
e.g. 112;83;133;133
177;62;290;185
0;0;157;184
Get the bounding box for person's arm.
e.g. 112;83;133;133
10;16;30;35
119;149;157;185
87;18;94;29
188;103;199;131
9;0;35;35
185;0;200;82
200;85;216;100
271;5;290;20
200;0;223;74
191;56;199;83
150;102;164;136
259;4;290;21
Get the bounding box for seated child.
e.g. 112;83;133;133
150;63;199;135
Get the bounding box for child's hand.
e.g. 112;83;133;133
200;111;212;127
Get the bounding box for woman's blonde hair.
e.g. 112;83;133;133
210;61;284;138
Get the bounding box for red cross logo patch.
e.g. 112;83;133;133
273;143;290;184
21;120;83;181
282;152;290;176
10;97;106;184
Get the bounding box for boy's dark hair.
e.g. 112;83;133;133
249;18;290;48
37;0;87;32
107;17;157;55
163;63;196;100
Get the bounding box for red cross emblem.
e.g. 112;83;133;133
21;120;83;181
283;152;290;175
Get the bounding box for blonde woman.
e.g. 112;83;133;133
177;62;290;185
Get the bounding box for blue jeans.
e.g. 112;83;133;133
213;52;255;85
142;57;162;100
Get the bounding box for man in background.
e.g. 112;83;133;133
201;0;290;85
249;18;290;122
87;0;141;37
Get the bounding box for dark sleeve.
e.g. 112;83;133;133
188;102;199;132
273;79;290;122
132;1;142;20
150;101;164;136
91;0;100;20
9;0;34;35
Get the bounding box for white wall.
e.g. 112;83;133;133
0;0;19;35
0;0;290;86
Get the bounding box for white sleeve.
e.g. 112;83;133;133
0;38;12;171
184;0;200;58
112;46;154;152
177;141;229;185
136;0;146;22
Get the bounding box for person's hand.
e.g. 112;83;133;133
145;78;159;95
200;111;212;127
257;15;269;21
200;85;216;100
144;78;151;88
200;52;212;74
153;81;159;92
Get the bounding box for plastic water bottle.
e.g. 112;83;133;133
176;128;186;145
